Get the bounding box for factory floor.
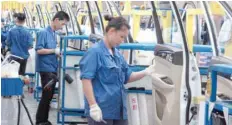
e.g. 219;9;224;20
1;87;86;125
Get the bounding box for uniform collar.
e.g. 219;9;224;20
46;26;54;33
100;41;120;58
15;25;24;28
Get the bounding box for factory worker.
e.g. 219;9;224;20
35;11;69;125
6;13;33;75
80;15;156;125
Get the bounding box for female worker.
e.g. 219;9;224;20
80;15;156;125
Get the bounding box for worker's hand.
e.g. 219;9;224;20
23;75;30;84
54;48;61;57
54;48;60;55
90;104;103;122
144;63;156;76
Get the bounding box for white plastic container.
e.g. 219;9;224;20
75;69;84;109
128;87;140;125
137;87;149;125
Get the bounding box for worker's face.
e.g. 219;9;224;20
54;18;68;31
107;26;129;48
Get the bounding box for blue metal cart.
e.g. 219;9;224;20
205;64;232;125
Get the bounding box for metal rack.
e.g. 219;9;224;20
57;34;157;124
205;64;232;125
57;35;89;125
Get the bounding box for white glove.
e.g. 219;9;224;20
144;63;156;76
54;48;60;56
90;104;103;122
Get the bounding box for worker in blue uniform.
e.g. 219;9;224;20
80;15;156;125
1;18;7;56
6;13;33;75
35;11;69;125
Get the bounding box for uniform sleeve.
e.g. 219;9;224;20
28;32;33;48
122;57;132;84
1;32;7;47
6;30;12;47
35;31;46;50
80;48;100;80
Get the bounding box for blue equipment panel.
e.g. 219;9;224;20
1;78;24;96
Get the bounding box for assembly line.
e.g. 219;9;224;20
1;1;232;125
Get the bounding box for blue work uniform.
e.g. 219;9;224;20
6;25;33;59
1;30;7;49
35;26;58;73
80;41;132;120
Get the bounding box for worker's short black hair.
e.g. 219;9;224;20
13;13;18;18
52;11;70;22
16;13;26;22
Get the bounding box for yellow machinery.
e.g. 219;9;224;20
76;1;172;43
225;38;232;58
121;1;172;42
1;1;26;12
186;1;225;52
130;9;172;42
209;1;225;15
76;1;106;27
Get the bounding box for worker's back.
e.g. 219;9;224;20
7;25;33;59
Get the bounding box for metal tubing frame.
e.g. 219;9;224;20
204;64;232;124
58;35;89;125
